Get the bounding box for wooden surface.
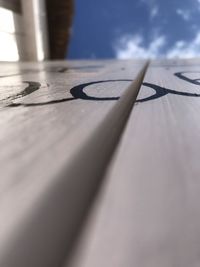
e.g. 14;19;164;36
1;59;200;267
65;59;200;267
0;60;146;267
45;0;74;59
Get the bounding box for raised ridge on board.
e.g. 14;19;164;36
0;60;147;267
65;59;200;267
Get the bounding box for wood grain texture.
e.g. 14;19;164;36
0;60;146;267
65;59;200;267
45;0;74;59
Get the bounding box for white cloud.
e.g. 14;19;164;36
140;0;159;19
150;6;159;19
114;31;200;59
114;34;166;59
197;0;200;10
176;9;191;21
191;24;198;31
167;32;200;58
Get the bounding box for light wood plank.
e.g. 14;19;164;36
0;60;146;267
66;59;200;267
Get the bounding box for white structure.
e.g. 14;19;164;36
0;0;49;61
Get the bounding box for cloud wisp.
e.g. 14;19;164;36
114;34;166;59
176;9;191;21
150;6;159;19
114;32;200;59
167;32;200;58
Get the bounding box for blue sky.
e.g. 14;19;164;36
68;0;200;59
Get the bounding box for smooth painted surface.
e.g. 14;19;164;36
0;60;146;267
66;59;200;267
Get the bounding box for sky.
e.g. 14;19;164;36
68;0;200;59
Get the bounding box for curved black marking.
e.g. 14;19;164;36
70;79;133;101
174;71;200;85
7;97;76;107
6;79;132;107
1;81;41;103
136;83;168;102
137;82;200;103
3;72;200;107
4;80;74;107
21;81;42;97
